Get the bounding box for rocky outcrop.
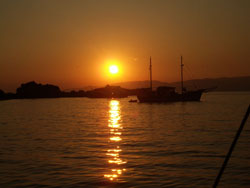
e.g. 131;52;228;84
16;81;61;98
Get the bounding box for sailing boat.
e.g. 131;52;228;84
136;56;205;103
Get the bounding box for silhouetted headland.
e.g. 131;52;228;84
0;81;85;100
16;81;61;98
0;81;139;100
0;89;16;100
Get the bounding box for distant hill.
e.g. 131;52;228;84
113;80;170;89
114;76;250;91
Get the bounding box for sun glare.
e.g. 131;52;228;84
109;65;119;74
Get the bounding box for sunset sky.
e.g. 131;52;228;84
0;0;249;92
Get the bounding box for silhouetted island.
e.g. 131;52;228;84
16;81;61;98
0;89;16;100
0;89;5;100
15;81;87;99
0;81;132;100
1;76;250;101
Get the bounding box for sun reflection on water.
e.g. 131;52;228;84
104;100;126;181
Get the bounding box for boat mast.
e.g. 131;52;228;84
181;56;184;94
150;56;152;91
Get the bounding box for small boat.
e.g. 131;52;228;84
129;99;138;103
137;56;205;103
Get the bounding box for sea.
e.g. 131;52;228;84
0;92;250;188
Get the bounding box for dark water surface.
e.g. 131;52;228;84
0;92;250;187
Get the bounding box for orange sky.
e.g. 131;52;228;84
0;0;250;92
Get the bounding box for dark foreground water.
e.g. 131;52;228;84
0;92;250;187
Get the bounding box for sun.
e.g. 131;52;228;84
109;65;119;74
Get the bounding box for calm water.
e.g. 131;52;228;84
0;92;250;187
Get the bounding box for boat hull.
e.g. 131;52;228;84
137;89;205;103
